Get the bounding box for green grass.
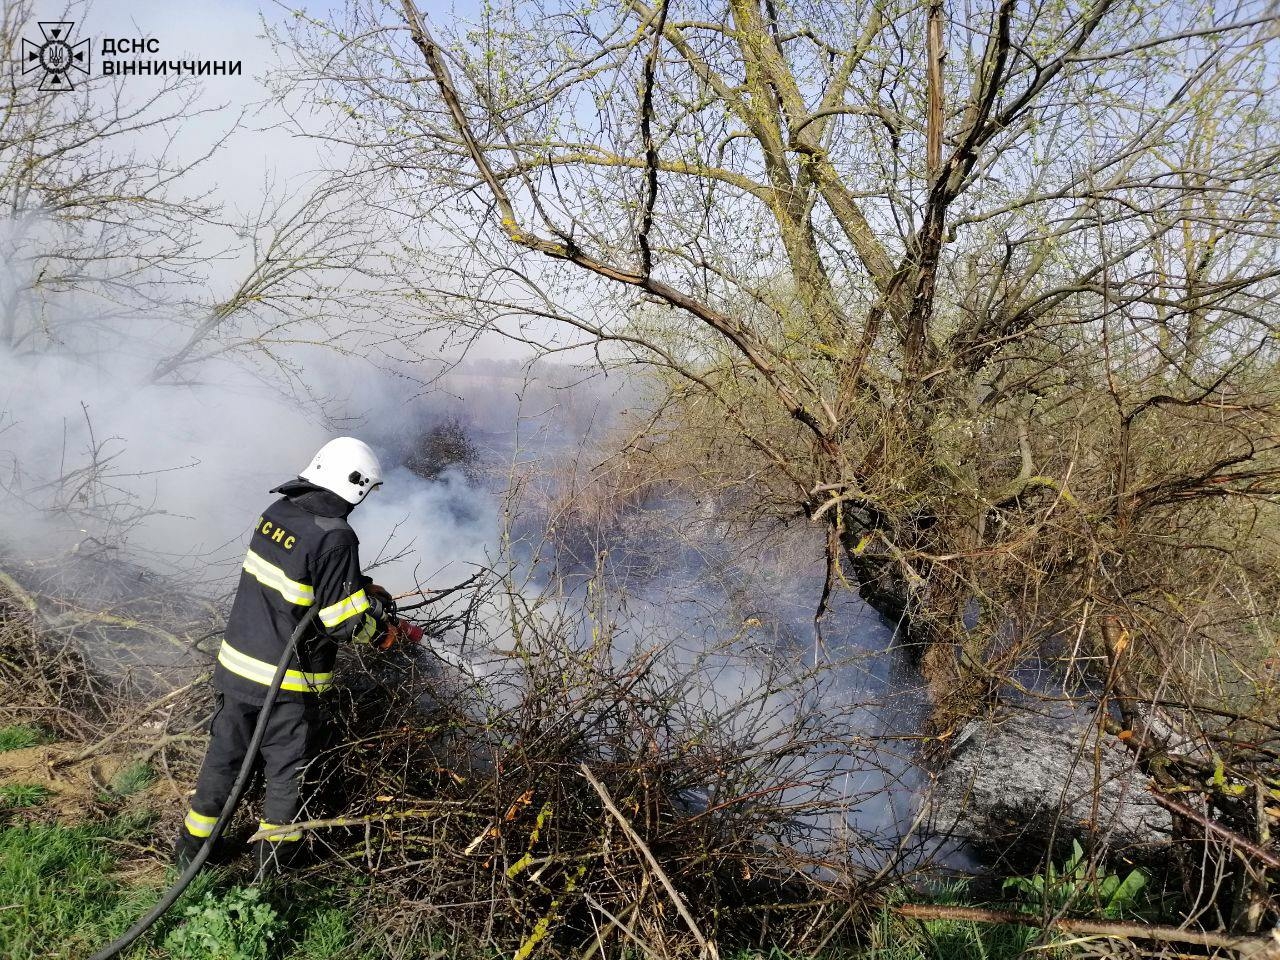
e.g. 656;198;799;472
97;761;158;805
0;782;52;808
112;762;157;797
0;723;47;752
730;893;1058;960
291;906;358;960
862;907;1045;960
0;815;377;959
0;816;173;959
0;806;1154;960
269;875;385;960
0;818;1077;960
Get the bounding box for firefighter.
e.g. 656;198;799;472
174;437;410;874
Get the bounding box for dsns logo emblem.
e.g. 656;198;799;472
22;21;91;91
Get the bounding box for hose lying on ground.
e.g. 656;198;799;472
88;606;320;960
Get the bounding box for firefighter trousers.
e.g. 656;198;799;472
176;690;320;868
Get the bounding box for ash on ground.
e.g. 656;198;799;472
929;709;1173;871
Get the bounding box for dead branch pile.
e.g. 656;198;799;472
0;568;107;742
298;573;890;958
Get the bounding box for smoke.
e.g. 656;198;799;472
353;466;493;589
0;2;957;878
570;502;932;860
0;292;495;602
0;213;937;862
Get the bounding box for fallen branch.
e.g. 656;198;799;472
248;803;479;842
137;732;206;763
580;762;719;960
0;570;38;613
44;607;190;651
890;903;1277;954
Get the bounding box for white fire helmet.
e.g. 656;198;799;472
300;437;384;505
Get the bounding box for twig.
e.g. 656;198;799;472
579;890;657;959
889;903;1274;952
1147;789;1280;870
248;804;477;842
394;571;485;611
579;762;719;960
137;733;206;763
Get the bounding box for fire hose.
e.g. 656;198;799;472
87;574;477;960
88;605;320;960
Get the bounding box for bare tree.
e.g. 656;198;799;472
147;172;437;388
274;0;1280;923
276;3;1279;659
0;0;225;350
1;2;438;387
1;2;461;564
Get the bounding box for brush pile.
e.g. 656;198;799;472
5;554;1278;957
1;556;898;955
303;570;895;958
0;553;225;820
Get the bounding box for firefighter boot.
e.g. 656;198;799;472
253;836;303;880
172;826;208;871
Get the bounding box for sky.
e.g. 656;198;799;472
4;0;520;594
22;0;477;235
59;0;306;191
48;0;483;168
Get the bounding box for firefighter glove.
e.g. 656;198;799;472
366;583;395;622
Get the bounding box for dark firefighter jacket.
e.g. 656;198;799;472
214;478;382;704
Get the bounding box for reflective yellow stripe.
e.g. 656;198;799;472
184;809;217;838
243;549;314;607
353;613;378;645
319;588;369;628
217;640;333;693
259;820;302;842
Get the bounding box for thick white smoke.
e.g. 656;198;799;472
0;312;496;599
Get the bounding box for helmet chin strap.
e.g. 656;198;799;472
355;482;383;504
